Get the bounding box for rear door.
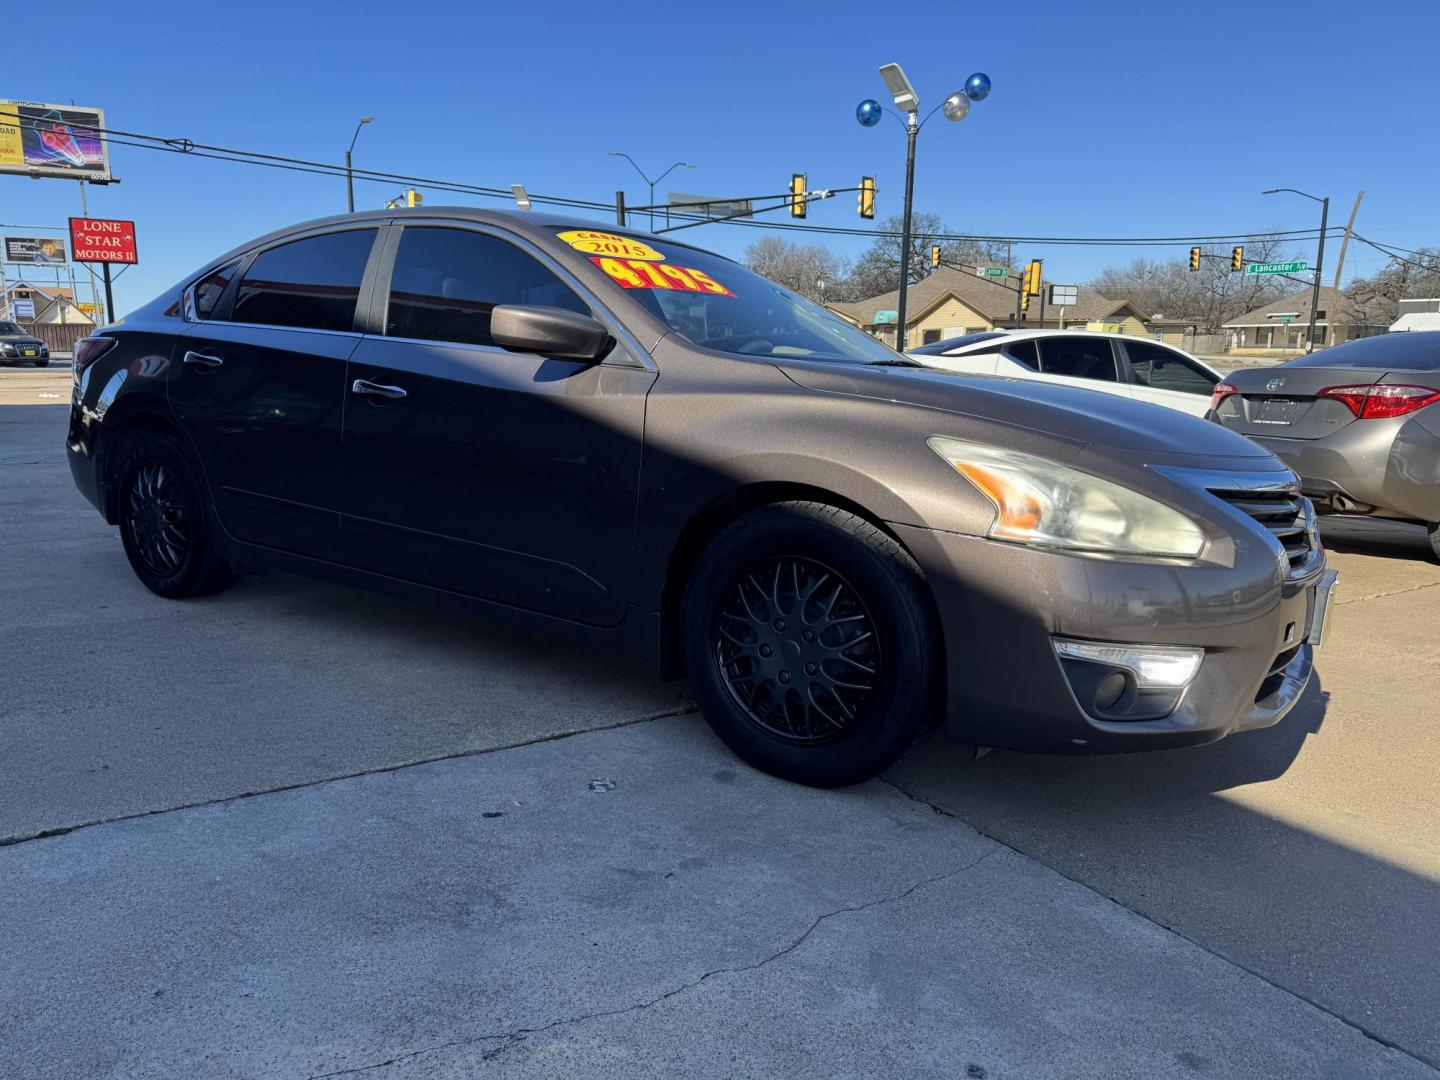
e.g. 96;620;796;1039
1033;335;1132;402
170;226;380;556
339;222;654;626
1118;339;1219;417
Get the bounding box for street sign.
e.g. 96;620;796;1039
977;266;1007;279
1049;284;1079;306
1245;261;1308;276
669;193;753;220
68;217;138;264
873;310;898;325
4;236;67;264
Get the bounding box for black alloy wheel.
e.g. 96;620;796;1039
126;460;190;577
683;501;940;788
715;556;880;744
116;432;239;599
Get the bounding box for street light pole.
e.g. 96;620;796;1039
896;112;919;351
345;116;374;213
859;65;991;352
608;153;696;230
1263;187;1329;352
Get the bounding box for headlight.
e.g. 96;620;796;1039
928;436;1206;558
0;344;14;356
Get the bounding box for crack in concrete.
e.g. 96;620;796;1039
0;704;696;849
878;776;1440;1074
1336;579;1440;606
306;845;1002;1078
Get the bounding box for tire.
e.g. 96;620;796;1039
1427;522;1440;564
682;502;940;788
116;431;239;598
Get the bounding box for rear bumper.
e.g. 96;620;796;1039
1246;422;1440;524
895;523;1328;754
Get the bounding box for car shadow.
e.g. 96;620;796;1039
1319;516;1434;561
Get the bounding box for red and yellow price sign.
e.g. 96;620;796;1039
590;257;735;296
558;230;665;261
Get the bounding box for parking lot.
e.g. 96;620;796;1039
3;381;1437;1077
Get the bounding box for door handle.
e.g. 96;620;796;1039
182;350;224;370
351;378;407;400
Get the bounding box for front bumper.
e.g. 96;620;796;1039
894;523;1330;754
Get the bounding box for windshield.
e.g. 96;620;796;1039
557;228;899;365
0;322;23;335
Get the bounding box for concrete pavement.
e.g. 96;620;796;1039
3;398;1437;1077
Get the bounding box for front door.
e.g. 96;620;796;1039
169;227;379;556
339;224;654;626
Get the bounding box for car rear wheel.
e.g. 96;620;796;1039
117;432;238;599
682;502;940;787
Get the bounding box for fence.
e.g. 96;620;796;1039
17;322;91;356
1184;332;1229;355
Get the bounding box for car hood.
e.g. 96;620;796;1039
0;333;45;345
778;361;1271;461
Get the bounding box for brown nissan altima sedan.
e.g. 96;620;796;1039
67;208;1337;785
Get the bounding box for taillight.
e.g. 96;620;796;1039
1319;383;1440;419
1208;383;1239;412
72;336;117;373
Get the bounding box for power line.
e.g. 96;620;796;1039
33;119;1384;251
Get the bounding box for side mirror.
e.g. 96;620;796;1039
489;304;610;362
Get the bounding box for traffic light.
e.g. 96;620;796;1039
1021;291;1031;312
790;173;807;219
407;189;423;208
1022;259;1042;296
1189;246;1201;272
858;176;876;219
931;245;941;269
1231;246;1245;272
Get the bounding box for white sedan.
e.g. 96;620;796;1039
907;329;1223;417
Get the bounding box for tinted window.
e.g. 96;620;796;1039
1038;337;1117;381
232;229;376;332
1288;331;1440;371
194;261;239;320
910;331;1009;355
1003;339;1039;370
387;228;589;347
0;321;21;335
1125;341;1216;395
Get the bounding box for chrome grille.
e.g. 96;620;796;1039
1207;485;1317;572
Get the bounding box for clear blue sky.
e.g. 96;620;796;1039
5;0;1436;315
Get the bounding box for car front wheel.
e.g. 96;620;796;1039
1427;522;1440;564
117;432;238;599
682;502;940;787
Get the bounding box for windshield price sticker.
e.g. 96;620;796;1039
559;230;665;261
591;256;734;296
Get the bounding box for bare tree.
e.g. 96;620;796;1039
848;214;1012;298
742;236;854;303
1341;247;1440;326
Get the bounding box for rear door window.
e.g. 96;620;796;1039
385;227;590;347
1124;341;1217;395
232;229;377;332
1003;339;1039;370
1037;337;1117;381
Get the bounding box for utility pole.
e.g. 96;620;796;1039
1331;191;1365;292
1308;198;1329;352
345;117;373;213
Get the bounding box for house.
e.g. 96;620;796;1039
0;280;96;326
825;266;1152;349
1222;287;1389;356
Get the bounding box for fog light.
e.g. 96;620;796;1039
1053;639;1203;689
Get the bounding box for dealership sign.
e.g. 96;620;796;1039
4;236;67;264
68;218;138;264
0;100;111;181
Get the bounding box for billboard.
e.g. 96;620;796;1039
4;236;68;264
69;217;138;264
0;101;110;181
